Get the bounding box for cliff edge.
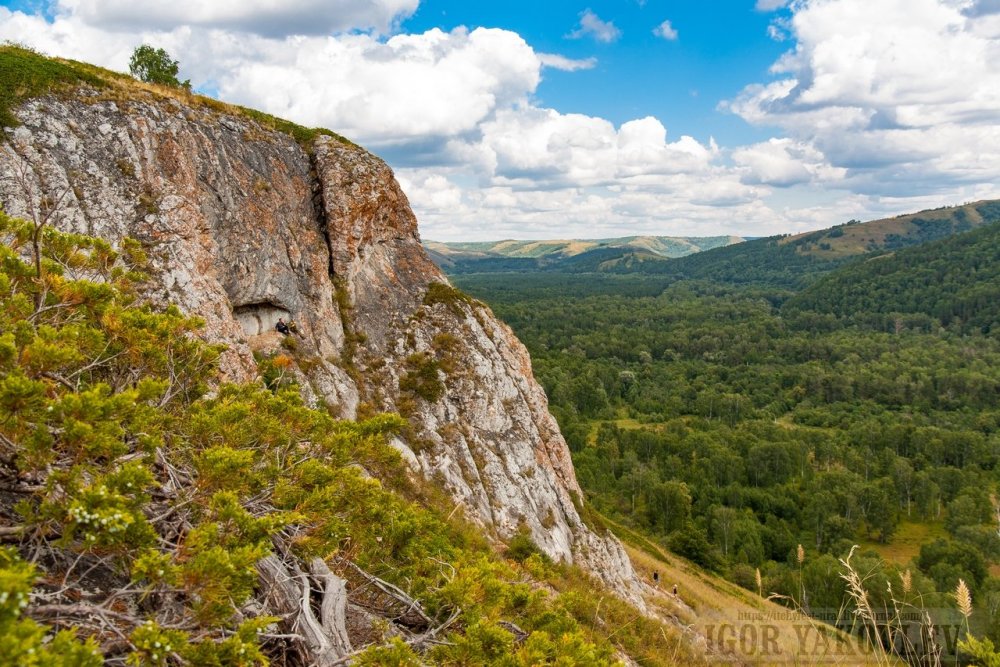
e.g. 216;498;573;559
0;86;642;604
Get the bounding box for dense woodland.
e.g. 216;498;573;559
453;217;1000;647
786;209;1000;336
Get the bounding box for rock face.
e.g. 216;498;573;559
0;90;642;604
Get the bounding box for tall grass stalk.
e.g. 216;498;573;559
839;545;942;667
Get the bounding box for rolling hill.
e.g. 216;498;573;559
783;199;1000;259
424;234;742;272
429;200;1000;286
784;214;1000;335
620;199;1000;289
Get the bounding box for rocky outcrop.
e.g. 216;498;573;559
0;89;643;604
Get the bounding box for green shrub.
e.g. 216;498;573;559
398;351;445;402
505;530;551;564
423;282;477;316
0;548;103;666
0;43;106;129
0;212;697;665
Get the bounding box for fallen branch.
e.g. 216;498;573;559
31;602;143;627
408;607;461;651
257;554;353;667
336;558;433;629
0;525;26;541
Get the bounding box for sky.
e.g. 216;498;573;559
2;0;1000;241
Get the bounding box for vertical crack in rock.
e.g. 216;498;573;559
308;150;337;281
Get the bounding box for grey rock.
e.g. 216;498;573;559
0;90;644;607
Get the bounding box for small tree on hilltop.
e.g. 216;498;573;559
128;44;190;89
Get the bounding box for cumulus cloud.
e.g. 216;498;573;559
57;0;419;36
733;138;846;186
537;52;597;71
726;0;1000;199
652;19;678;40
214;27;542;146
476;110;718;189
756;0;790;10
567;9;621;43
3;0;997;241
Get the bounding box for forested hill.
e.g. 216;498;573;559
784;215;1000;335
784;199;1000;259
424;235;741;273
424;200;1000;285
621;233;840;289
611;199;1000;288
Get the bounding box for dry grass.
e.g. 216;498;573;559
779;201;993;259
609;519;882;665
839;546;938;667
859;521;946;567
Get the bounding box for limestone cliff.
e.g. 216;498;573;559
0;89;642;603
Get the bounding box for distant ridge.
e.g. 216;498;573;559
781;199;1000;258
600;199;1000;288
425;235;743;272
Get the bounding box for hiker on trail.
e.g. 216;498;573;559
652;571;659;586
673;584;678;596
275;318;290;335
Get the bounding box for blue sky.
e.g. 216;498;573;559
403;1;788;145
2;0;1000;240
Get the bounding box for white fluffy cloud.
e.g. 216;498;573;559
476;111;716;189
733;138;846;187
2;0;998;240
727;0;1000;198
567;10;621;43
652;19;678;40
59;0;418;35
213;27;542;145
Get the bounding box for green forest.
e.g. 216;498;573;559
452;215;1000;651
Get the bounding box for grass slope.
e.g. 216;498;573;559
0;43;353;149
608;519;882;666
783;200;1000;259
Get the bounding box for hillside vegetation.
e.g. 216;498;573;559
452;212;1000;663
630;201;1000;287
785;213;1000;336
0;213;713;664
